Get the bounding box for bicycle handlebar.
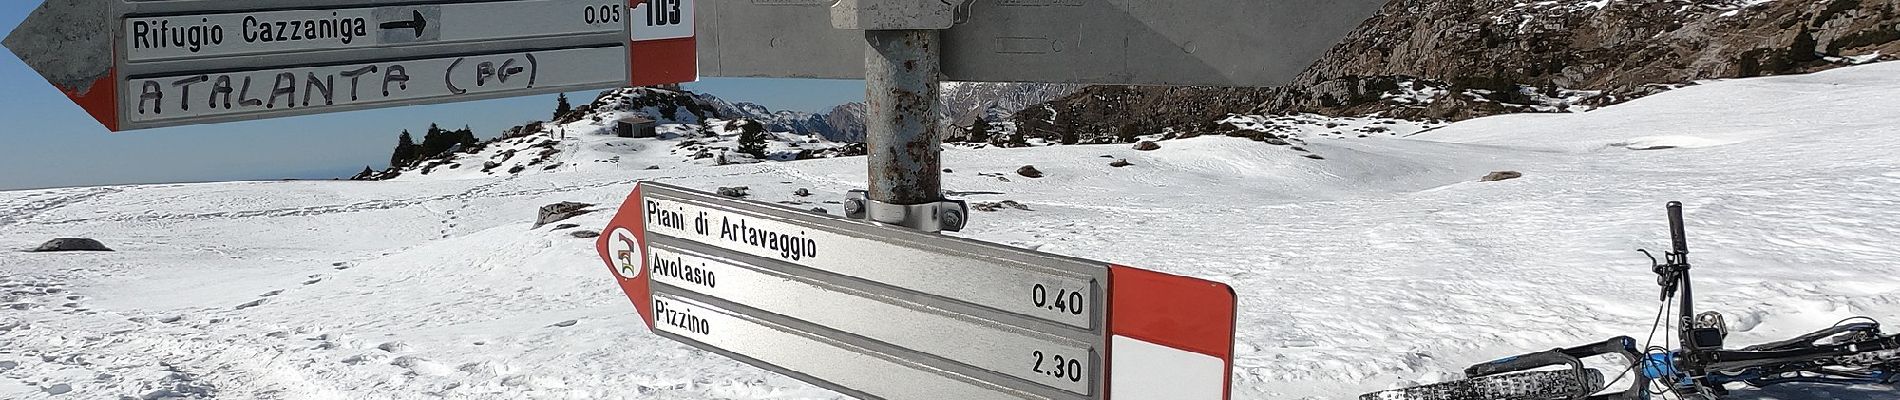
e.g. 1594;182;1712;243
1667;201;1688;259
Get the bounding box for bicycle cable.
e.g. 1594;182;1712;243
1833;316;1879;328
1649;295;1684;397
1602;298;1675;395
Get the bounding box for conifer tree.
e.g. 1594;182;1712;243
554;93;573;120
1007;130;1029;147
1058;120;1079;145
1117;124;1141;143
968;119;992;143
738;120;769;158
391;130;418;167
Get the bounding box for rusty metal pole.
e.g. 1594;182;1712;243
862;29;945;227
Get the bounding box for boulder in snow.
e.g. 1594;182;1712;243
1110;159;1134;168
570;231;601;239
31;238;112;252
717;186;751;198
1016;165;1044;178
1482;171;1524;182
1133;141;1161;151
972;201;1033;212
535;202;595;228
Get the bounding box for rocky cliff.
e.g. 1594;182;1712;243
1017;0;1900;141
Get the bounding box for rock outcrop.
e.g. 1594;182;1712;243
1015;0;1900;142
535;202;595;228
31;238;112;252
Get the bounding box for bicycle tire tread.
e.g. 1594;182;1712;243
1359;369;1605;400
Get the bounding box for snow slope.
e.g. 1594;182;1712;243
3;62;1900;399
382;88;858;182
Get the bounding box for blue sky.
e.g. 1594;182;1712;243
0;3;864;191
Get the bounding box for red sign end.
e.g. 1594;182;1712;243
599;184;655;330
629;37;697;87
60;68;121;132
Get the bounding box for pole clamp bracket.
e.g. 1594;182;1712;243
844;190;968;233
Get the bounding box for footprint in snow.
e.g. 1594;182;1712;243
234;298;268;310
377;341;409;352
42;383;72;395
393;356;454;376
341;353;387;365
302;278;322;285
550;320;578;328
260;290;283;297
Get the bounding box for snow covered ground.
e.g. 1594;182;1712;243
3;62;1900;399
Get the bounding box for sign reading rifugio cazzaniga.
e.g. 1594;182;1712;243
598;182;1242;400
4;0;697;131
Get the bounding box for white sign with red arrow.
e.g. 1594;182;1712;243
3;0;698;131
598;182;1240;400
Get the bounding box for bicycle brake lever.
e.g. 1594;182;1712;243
1642;249;1683;300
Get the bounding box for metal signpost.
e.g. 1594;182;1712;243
4;0;698;131
599;182;1240;400
8;0;1388;398
691;0;1390;232
594;1;1389;399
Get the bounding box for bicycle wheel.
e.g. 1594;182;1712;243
1359;369;1605;400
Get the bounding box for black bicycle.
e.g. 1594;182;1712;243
1361;202;1900;400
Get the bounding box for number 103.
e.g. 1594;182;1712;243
645;0;683;26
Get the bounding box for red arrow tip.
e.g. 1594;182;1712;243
63;71;121;132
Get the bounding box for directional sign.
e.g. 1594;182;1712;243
4;0;696;131
694;0;1390;86
597;182;1239;400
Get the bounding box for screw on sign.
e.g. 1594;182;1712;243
597;182;1240;400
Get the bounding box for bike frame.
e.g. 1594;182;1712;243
1458;202;1900;400
1647;202;1900;396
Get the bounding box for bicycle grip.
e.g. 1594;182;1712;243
1465;349;1583;378
1667;201;1687;256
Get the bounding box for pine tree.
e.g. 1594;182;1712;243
391;130;418;167
1007;130;1029;148
419;123;448;157
1058;120;1079;145
1117;124;1141;143
554;93;573;120
967;119;992;143
456;125;478;148
737;120;769;158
